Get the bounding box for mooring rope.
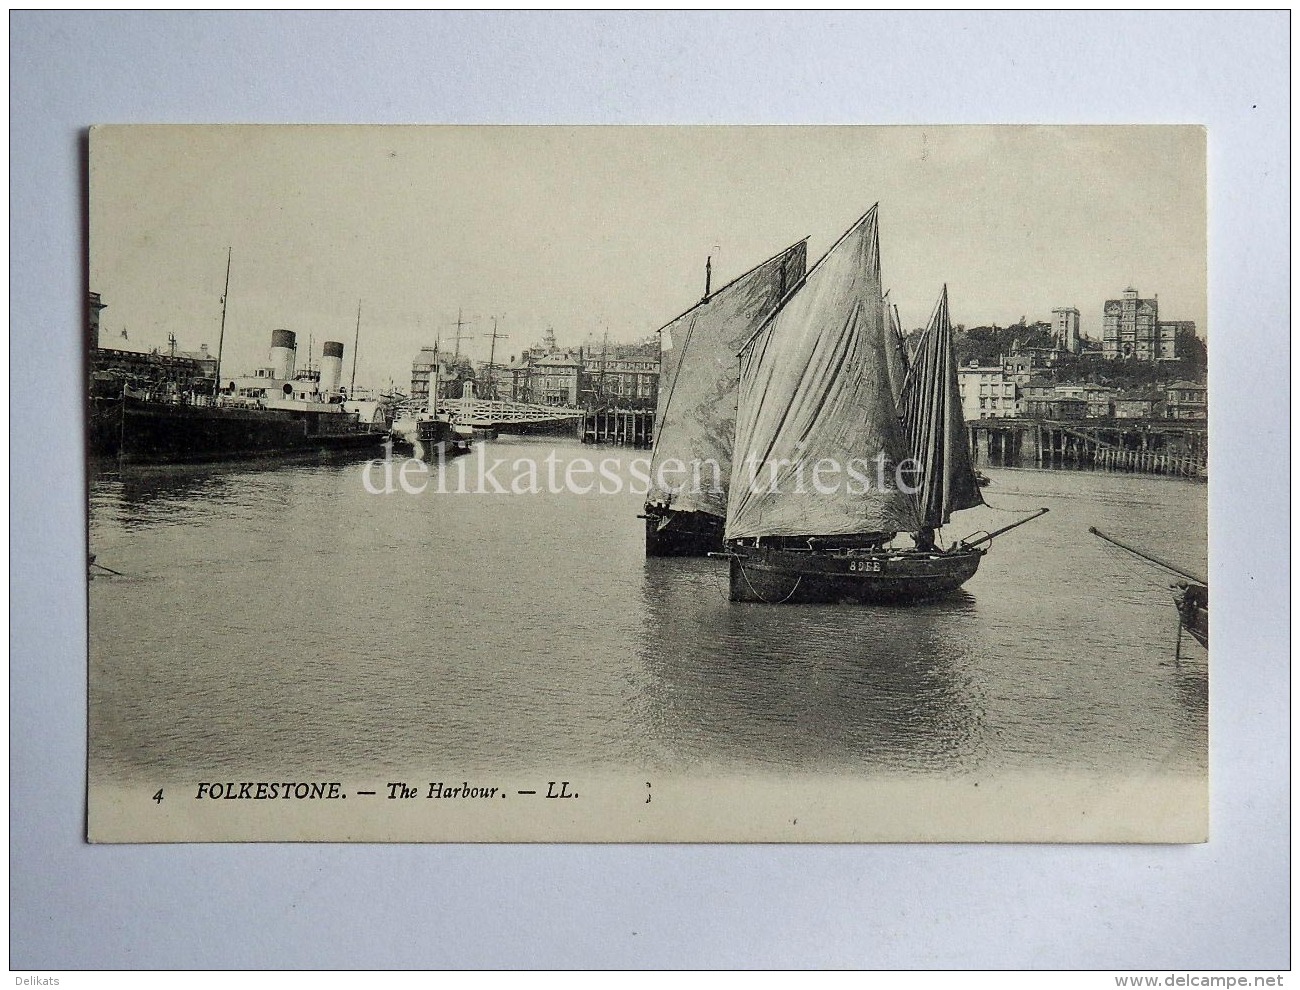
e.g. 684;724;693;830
738;563;802;604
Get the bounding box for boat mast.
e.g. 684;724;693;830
212;247;232;400
451;308;470;358
1088;527;1207;585
483;316;508;401
430;338;441;415
350;299;361;395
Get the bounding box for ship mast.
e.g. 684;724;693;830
451;308;471;358
430;339;441;415
483;316;508;401
350;299;361;395
212;247;232;401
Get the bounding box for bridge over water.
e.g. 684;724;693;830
435;396;585;431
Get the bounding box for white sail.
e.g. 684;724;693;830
724;206;923;540
647;240;807;517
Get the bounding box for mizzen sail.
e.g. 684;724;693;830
647;239;808;517
883;293;910;408
899;285;984;527
724;206;923;540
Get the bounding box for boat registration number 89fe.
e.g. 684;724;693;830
847;558;885;573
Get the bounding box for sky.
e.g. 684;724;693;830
89;125;1206;391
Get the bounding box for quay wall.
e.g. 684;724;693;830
581;407;655;448
968;418;1207;479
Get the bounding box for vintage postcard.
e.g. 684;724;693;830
86;125;1207;842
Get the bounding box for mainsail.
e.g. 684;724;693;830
724;206;924;540
899;285;984;527
647;240;808;517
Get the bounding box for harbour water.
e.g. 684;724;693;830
88;439;1207;786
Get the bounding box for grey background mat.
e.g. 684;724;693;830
10;11;1289;969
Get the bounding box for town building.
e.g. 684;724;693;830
1052;307;1081;354
956;361;1017;420
1102;287;1186;362
498;330;660;408
1019;376;1055;415
1001;352;1035;383
1114;389;1165;419
410;346;475;405
499;329;586;406
1164;380;1208;420
88;291;106;350
1023;391;1087;420
1083;384;1115;419
87;292;218;397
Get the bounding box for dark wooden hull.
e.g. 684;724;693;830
1175;582;1208;649
728;544;984;604
644;510;724;557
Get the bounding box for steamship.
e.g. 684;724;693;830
92;328;388;464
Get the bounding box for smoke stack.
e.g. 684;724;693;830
270;328;297;380
320;340;344;394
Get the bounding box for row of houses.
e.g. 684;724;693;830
957;357;1207;422
411;329;661;409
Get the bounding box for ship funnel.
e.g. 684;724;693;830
320;340;344;394
270;328;297;380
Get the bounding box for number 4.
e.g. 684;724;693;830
152;789;164;804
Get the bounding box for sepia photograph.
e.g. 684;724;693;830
87;124;1208;843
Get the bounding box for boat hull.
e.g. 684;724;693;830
644;510;724;557
391;415;472;458
1175;582;1209;649
96;396;385;464
728;544;984;604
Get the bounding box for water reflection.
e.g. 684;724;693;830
633;558;987;775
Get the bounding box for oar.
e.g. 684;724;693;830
1088;527;1207;586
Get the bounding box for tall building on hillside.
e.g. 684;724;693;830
956;361;1017;420
410;346;440;405
1102;287;1185;362
1051;307;1080;354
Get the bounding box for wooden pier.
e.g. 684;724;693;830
968;418;1207;480
582;407;655;448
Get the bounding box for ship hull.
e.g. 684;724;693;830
96;396;384;464
727;544;984;605
644;510;724;557
391;415;472;458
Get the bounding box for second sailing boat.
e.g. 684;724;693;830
643;239;807;556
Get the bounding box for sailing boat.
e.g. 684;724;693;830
722;205;1044;604
1089;527;1208;653
642;239;808;556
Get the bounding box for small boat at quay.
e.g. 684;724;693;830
389;343;473;459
